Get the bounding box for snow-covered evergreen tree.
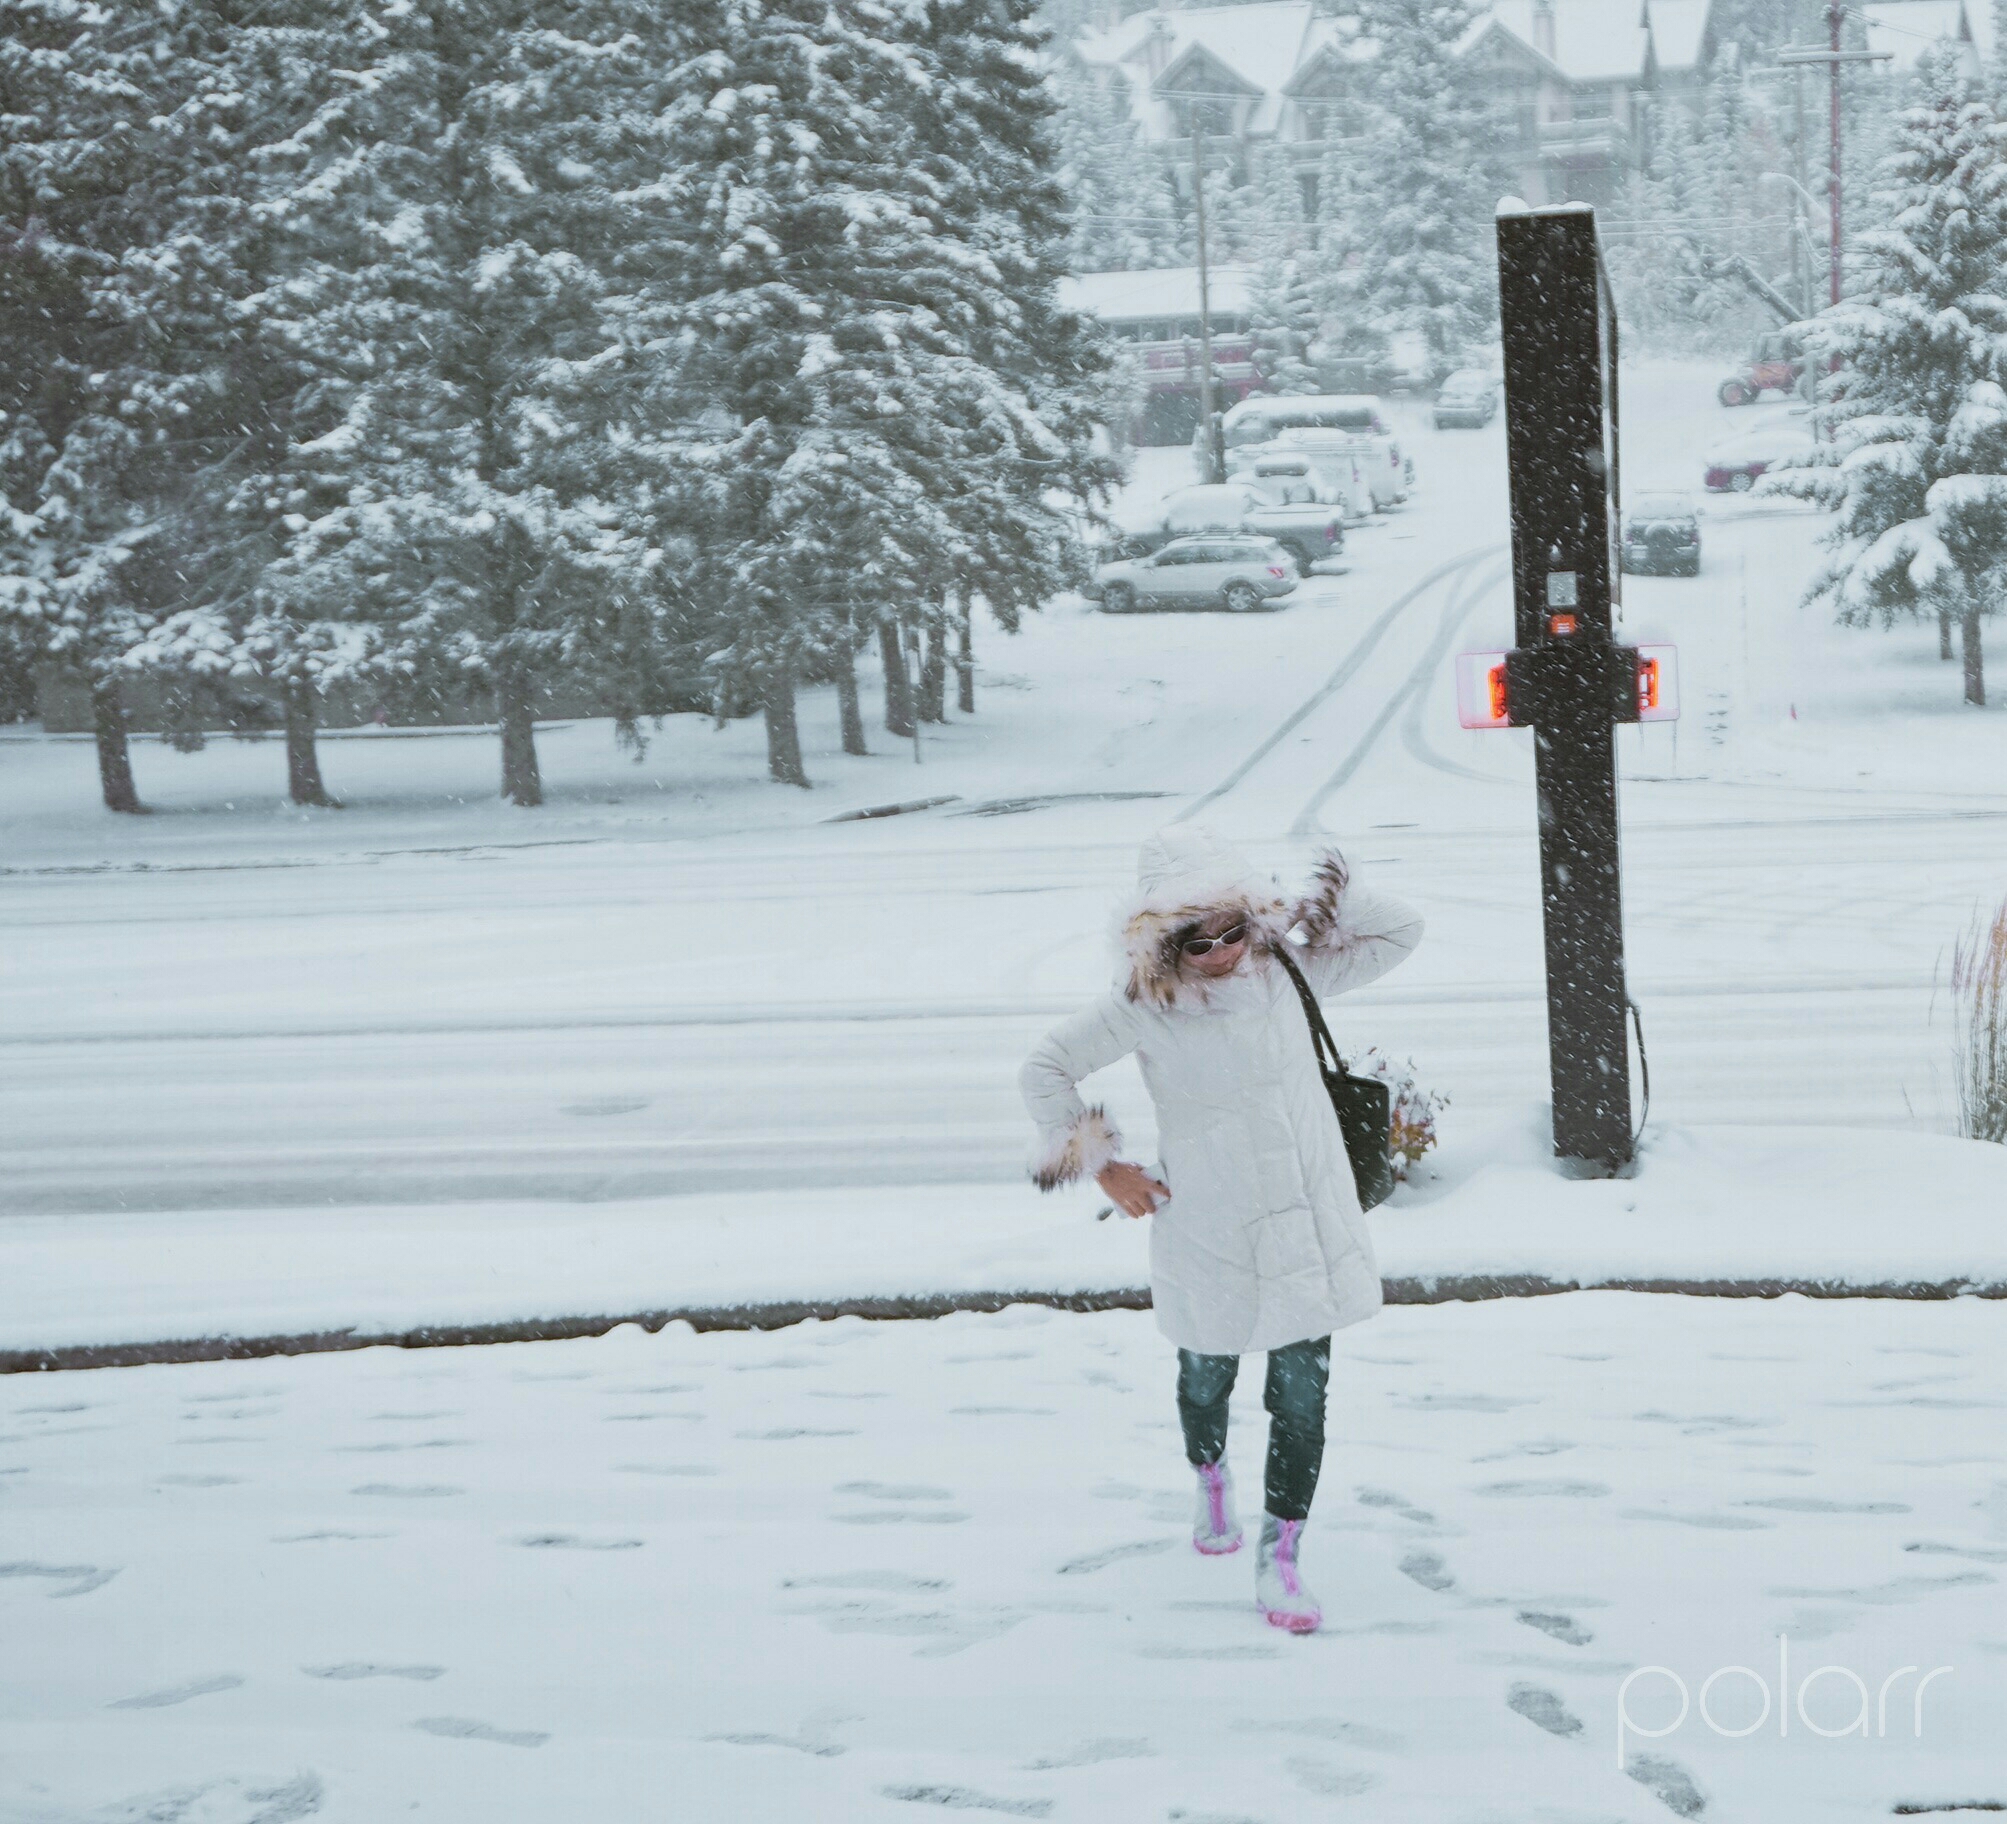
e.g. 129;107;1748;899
1327;0;1502;376
1772;50;2007;706
1248;148;1320;393
265;0;693;806
663;0;1112;784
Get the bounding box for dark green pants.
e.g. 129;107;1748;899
1176;1336;1330;1523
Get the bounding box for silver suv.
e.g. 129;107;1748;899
1091;536;1299;614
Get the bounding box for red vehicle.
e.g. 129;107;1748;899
1718;331;1804;407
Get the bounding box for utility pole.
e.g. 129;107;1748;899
1190;110;1223;483
1779;11;1893;309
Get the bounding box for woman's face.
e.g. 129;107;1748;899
1179;908;1249;980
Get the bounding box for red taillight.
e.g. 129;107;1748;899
1268;565;1287;577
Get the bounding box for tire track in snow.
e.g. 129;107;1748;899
1291;555;1511;836
1174;542;1503;828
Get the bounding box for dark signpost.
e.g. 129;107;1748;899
1495;205;1640;1171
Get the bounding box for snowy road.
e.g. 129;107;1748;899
4;1295;2003;1821
3;364;2003;1222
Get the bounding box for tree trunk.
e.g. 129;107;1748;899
956;597;975;714
1940;605;1955;661
764;660;808;786
878;619;915;737
497;666;543;806
284;676;340;808
91;675;143;814
920;621;947;723
1962;605;1986;708
835;646;867;756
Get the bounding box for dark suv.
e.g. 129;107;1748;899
1620;492;1701;577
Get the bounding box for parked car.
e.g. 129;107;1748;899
1717;332;1804;407
1703;420;1814;492
1140;481;1345;575
1433;368;1501;428
1620;492;1702;576
1090;536;1299;613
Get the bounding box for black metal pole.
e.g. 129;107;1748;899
1496;206;1635;1171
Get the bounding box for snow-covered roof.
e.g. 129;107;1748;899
1076;0;1688;142
1060;267;1255;324
1474;0;1651;84
1859;0;1984;74
1078;1;1319;136
1644;0;1712;74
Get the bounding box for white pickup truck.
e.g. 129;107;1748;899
1212;394;1409;511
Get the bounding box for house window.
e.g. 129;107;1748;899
1573;87;1614;121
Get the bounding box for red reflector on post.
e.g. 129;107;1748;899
1635;643;1679;721
1548;612;1579;636
1456;650;1515;728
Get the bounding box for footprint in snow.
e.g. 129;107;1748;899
1769;1570;1993;1605
834;1510;970;1525
78;1773;323;1823
837;1481;954;1501
0;1560;119;1598
304;1663;445;1681
1621;1508;1770;1531
1518;1610;1594;1645
1905;1541;2007;1562
1398;1551;1455;1593
1626;1753;1707;1818
515;1533;643;1550
1286;1757;1377;1797
1234;1716;1405;1752
561;1096;651;1117
950;1406;1058;1417
272;1530;393;1543
1356;1487;1435;1523
1021;1737;1153;1770
706;1725;846;1758
110;1675;245;1709
1739;1497;1909;1514
14;1402;92;1414
1394;1392;1531;1413
414;1716;548;1748
334;1439;468;1453
782;1570;951;1592
1477;1480;1610;1499
735;1427;859;1440
1506;1683;1583;1737
881;1786;1051;1817
1058;1538;1177;1575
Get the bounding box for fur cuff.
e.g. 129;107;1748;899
1290;851;1353;950
1030;1106;1123;1192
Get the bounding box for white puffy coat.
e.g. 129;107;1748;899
1019;828;1423;1356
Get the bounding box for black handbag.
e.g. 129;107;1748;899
1272;945;1396;1212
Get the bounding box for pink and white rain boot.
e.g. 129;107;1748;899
1255;1514;1322;1633
1192;1459;1243;1555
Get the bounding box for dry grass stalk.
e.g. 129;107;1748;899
1951;895;2007;1144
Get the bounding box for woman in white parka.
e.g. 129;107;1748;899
1019;826;1422;1634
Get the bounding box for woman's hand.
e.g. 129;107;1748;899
1096;1160;1170;1218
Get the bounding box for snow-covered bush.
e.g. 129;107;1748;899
1952;896;2007;1144
1358;1051;1448;1182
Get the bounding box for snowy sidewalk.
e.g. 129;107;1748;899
4;1122;2005;1367
3;1293;2002;1821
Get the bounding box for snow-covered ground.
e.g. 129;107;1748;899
5;1295;2005;1822
4;360;2006;1818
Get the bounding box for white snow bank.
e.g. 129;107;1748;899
4;1119;2002;1357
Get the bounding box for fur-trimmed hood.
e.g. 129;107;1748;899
1117;827;1348;1010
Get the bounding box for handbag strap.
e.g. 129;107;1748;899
1270;943;1353;1078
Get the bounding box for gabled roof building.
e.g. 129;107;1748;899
1076;0;1718;209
